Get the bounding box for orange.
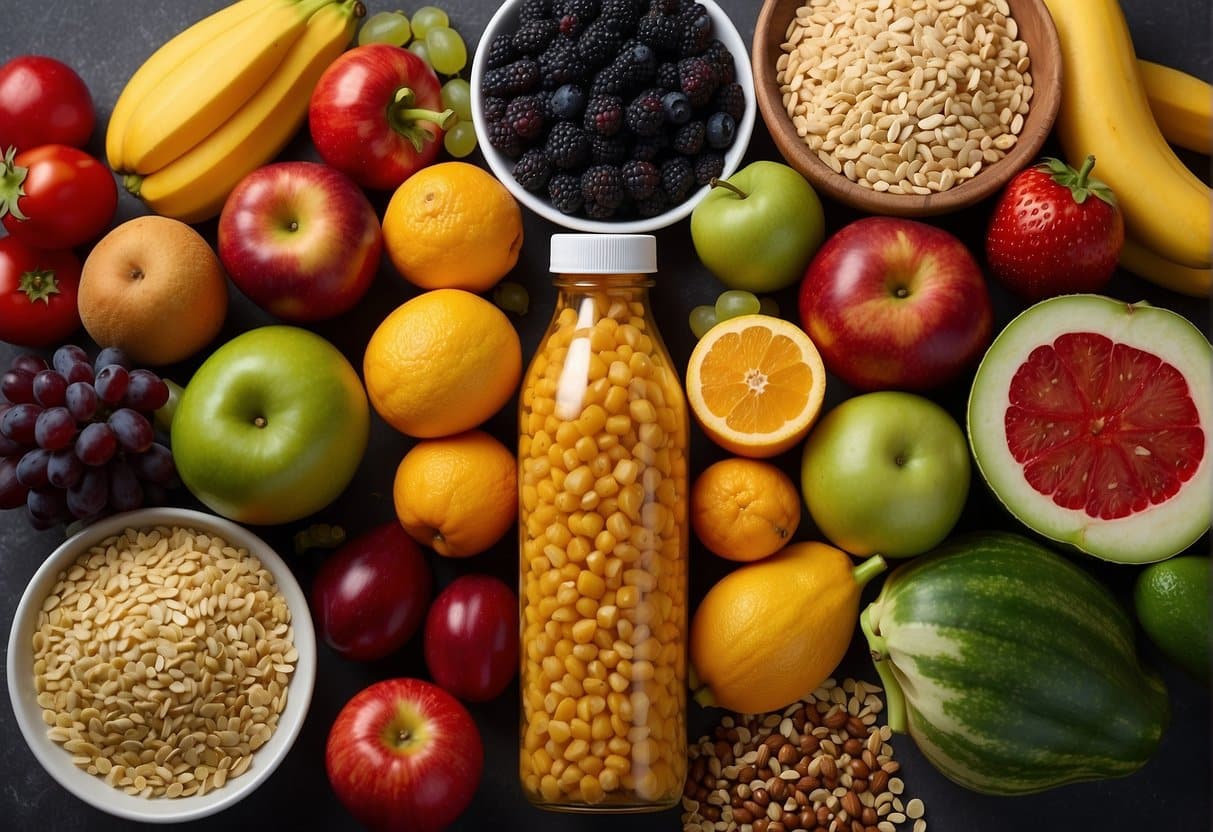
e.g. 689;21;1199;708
381;161;523;292
78;216;227;366
363;288;522;438
393;429;518;558
692;457;801;562
685;314;827;458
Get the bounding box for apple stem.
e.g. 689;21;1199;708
708;176;748;199
389;86;457;153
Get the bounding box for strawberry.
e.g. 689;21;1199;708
985;155;1125;301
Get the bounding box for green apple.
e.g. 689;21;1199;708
800;391;969;558
172;326;369;525
690;160;825;293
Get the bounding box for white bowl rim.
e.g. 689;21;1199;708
471;0;758;234
6;507;317;824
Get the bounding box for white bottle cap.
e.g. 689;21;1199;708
549;234;658;275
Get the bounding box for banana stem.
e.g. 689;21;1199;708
123;174;143;198
389;86;456;153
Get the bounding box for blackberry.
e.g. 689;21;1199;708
544;121;591;169
487;119;525;158
589;63;628;96
482;95;509;123
583;94;624;136
630;130;668;161
712;81;745;121
601;0;644;17
578;17;628;69
660;155;695;202
482;58;540;98
590;133;630;165
549;83;587;119
539;37;586;90
705;111;736;149
581;164;626;218
556;0;599;35
671;120;705;155
636;11;680;54
702;38;736;84
484;33;518;69
621;159;661;200
655;61;680;91
647;0;680;14
613;40;658;89
634;190;669;218
677;2;713;56
678;56;718;108
519;0;552;22
506;93;549;140
661;90;691;124
513;19;557;55
625;88;665;137
513;148;554;192
548;172;584;214
692;151;724;185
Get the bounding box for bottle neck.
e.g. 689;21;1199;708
553;273;655;289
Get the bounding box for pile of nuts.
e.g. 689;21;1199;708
777;0;1033;195
681;678;926;832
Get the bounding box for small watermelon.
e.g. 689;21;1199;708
968;294;1211;563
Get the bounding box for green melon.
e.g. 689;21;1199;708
967;294;1211;563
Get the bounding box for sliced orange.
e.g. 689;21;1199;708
686;315;827;458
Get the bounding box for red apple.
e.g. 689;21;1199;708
326;678;483;832
423;574;518;703
797;216;993;391
311;521;433;661
217;161;382;322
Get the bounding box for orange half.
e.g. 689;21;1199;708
686;315;827;458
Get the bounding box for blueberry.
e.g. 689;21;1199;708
550;83;587;119
661;91;692;124
705;111;736;149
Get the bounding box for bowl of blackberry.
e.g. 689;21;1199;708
471;0;756;232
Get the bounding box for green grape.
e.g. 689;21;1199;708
758;296;781;318
689;305;718;339
715;290;761;322
425;26;467;75
410;5;450;39
407;39;431;65
493;281;530;315
358;10;411;46
443;121;477;158
440;78;472;121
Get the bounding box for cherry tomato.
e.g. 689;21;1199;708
0;55;95;153
0;144;117;249
0;236;82;348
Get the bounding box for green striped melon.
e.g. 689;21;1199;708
861;531;1169;795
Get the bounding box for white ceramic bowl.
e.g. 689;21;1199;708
7;507;317;824
471;0;757;233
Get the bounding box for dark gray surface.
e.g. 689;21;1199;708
0;1;1209;830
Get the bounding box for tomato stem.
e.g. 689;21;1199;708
18;269;60;304
0;146;30;221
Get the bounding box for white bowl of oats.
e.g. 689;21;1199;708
6;507;316;823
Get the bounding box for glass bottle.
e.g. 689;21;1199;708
518;234;689;812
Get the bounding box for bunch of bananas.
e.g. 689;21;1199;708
108;0;363;223
1043;0;1211;297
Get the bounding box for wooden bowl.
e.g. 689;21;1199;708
752;0;1062;216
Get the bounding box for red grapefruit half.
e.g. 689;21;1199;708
968;294;1211;563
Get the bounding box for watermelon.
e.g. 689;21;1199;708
861;532;1169;795
968;294;1211;563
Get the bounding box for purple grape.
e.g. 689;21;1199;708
67;467;108;520
32;370;68;407
0;407;23;456
65;382;98;423
108;459;143;512
123;369;170;412
76;422;117;466
15;448;50;488
95;365;130;405
1;369;35;403
108;408;154;454
94;347;132;374
65;362;94;385
27;487;68;529
1;402;41;445
142;482;167;507
0;456;28;509
52;345;89;376
47;448;84;489
34;407;76;451
130;443;176;486
10;353;48;375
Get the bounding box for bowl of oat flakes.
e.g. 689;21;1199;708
7;507;316;823
752;0;1061;215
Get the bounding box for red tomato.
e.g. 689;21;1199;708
0;236;82;347
0;145;117;249
0;55;95;153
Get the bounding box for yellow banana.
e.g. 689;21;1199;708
129;0;363;223
121;0;336;175
1137;59;1213;155
106;0;272;171
1041;0;1212;270
1119;237;1212;298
